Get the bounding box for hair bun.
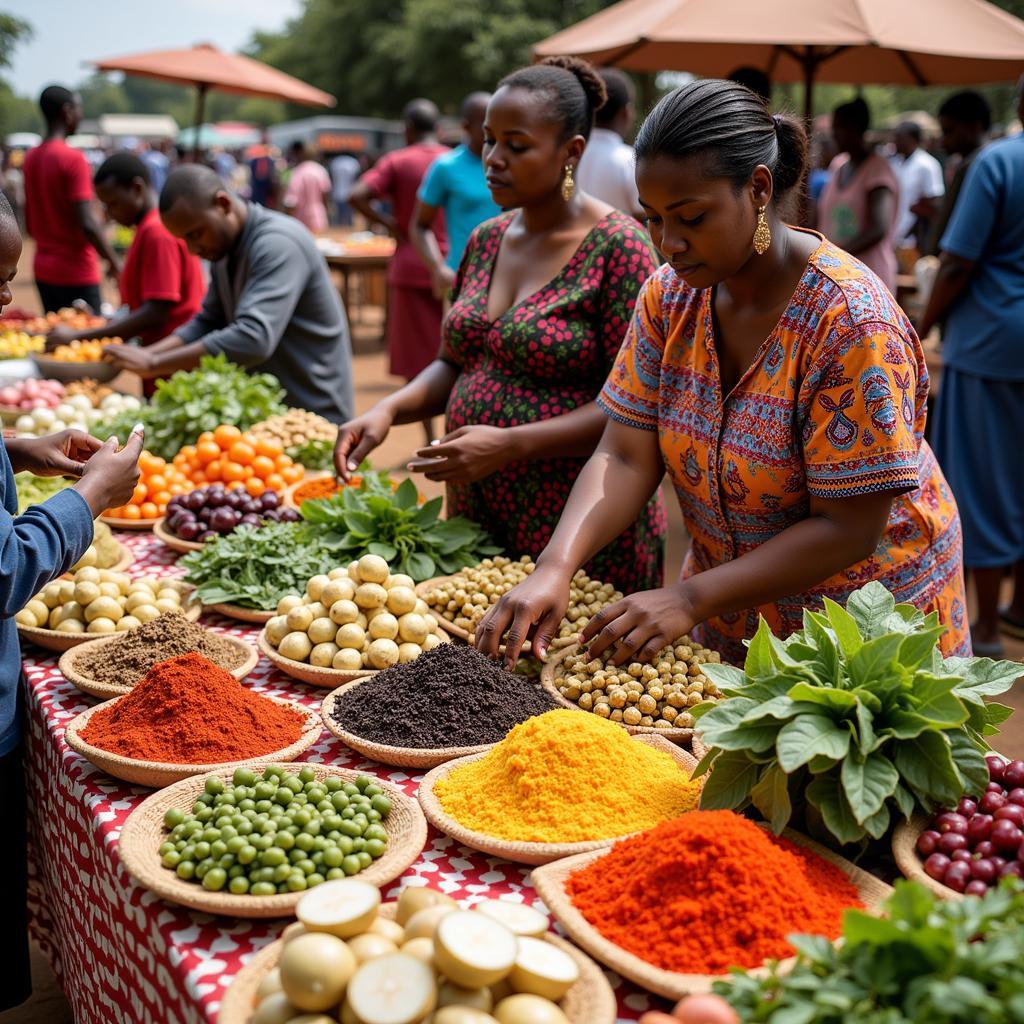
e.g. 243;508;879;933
770;112;808;195
539;55;608;113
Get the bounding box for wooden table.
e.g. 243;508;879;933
326;250;392;343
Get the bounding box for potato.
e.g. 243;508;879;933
286;605;315;633
73;581;101;606
277;594;304;616
336;623;366;650
367;638;400;669
386;586;417;616
398;642;422;664
25;599;50;627
279;632;313;662
354;583;387;610
330;599;360;625
307;617;337;644
398;613;429;645
305;574;331;602
132;604;161;624
357;554;390;584
320;578;355;607
266;615;290;645
368;612;399;641
332;648;363;671
84;596;123;623
310;642;340;667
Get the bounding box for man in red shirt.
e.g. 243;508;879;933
47;153;205;393
350;99;448;441
23;85;121;312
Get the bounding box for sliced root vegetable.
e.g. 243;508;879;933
403;903;458;941
347;952;438;1024
296;878;381;938
473;900;549;938
433;911;518;990
508;937;579;1002
438;980;493;1011
493;994;570;1024
369;917;406;945
349;933;400;963
397;885;458;926
279;932;357;1012
400;937;436;965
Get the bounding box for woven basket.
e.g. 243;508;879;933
152;517;203;554
532;827;894;1001
118;763;427;917
64;696;322;787
206;603;275;625
891;811;964;900
258;629;377;689
99;513;160;531
217;901;616;1024
691;733;709;763
320;681;493;769
59;629;258;700
540;644;695;745
17;581;200;653
62;541;134;578
418;734;700;866
283;472;338;510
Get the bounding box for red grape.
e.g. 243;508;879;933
1008;788;1024;807
1005;761;1024;789
916;830;941;857
991;819;1023;852
971;857;998;883
986;781;1004;794
995;804;1024;827
965;880;989;897
957;796;978;817
975;840;996;858
951;849;973;863
999;861;1023;879
935;812;969;835
937;832;969;855
943;861;972;892
923;853;951;881
966;813;994;844
980;791;1007;814
987;754;1008;783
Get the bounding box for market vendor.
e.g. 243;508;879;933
0;191;145;1010
46;153;206;393
477;79;970;668
104;164;355;424
334;57;666;594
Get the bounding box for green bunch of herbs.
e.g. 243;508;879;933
693;581;1020;846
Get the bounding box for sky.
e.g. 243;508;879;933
5;0;302;95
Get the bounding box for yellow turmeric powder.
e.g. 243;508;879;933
434;709;700;843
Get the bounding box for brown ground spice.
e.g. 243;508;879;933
75;612;247;687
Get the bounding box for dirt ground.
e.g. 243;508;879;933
3;241;1022;1024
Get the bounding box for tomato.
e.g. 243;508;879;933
251;455;276;479
227;441;255;465
245;476;265;497
139;501;159;519
213;424;243;448
254;437;283;458
196;441;221;465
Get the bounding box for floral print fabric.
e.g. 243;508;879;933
599;236;969;662
443;210;666;592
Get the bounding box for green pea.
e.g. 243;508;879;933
164;808;185;829
256;798;275;812
296;858;316;876
342;783;359;797
306;873;325;888
331;792;349;811
289;848;305;864
371;795;392;816
217;793;237;807
195;807;213;822
274;789;292;807
261;848;287;867
218;854;235;870
211;840;228;859
355;776;371;791
161;850;181;869
298;766;316;784
220;825;238;841
237;845;258;865
274;831;295;851
341;808;356;821
159;841;176;857
236;820;253;836
228;876;249;895
364;784;383;798
339;820;361;838
352;838;366;853
252;834;272;852
302;820;321;837
286;874;307;892
263;765;285;780
342;855;361;876
339;837;354;855
283;775;303;793
205;777;225;797
229;865;245;879
253;866;275;883
195;861;210;880
365;839;386;859
323;847;344;869
316;800;333;814
176;860;196;880
180;844;197;862
312;836;327;852
291;793;308;806
326;868;344;880
365;825;388;843
202;827;220;843
233;768;257;788
251;881;276;897
366;810;381;823
356;851;372;870
295;833;315;852
273;863;293;883
325;778;342;793
194;842;211;860
232;787;249;803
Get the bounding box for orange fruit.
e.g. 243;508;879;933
205;460;222;482
151;490;171;506
139;502;159;519
245;476;265;497
169;483;187;495
196;441;220;465
146;474;167;492
131;482;148;503
227;441;255;465
221;461;246;483
190;471;207;485
281;464;304;484
251;455;276;479
197;430;216;445
274;453;292;469
213;424;242;448
254;437;284;458
121;504;142;520
265;473;285;492
179;444;197;460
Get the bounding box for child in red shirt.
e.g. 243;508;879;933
47;153;205;392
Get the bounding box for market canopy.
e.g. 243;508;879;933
534;0;1024;116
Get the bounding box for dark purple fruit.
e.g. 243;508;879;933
943;861;972;893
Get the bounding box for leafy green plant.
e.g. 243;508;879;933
693;582;1020;845
286;438;336;472
98;355;287;460
717;878;1024;1023
299;477;501;582
180;521;333;610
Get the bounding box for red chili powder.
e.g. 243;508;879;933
565;810;862;974
81;653;306;762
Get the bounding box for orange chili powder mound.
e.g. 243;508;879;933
80;653;307;763
565;810;861;974
292;476;343;503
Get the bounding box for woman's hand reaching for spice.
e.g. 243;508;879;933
580;582;699;665
640;995;740;1024
407;425;514;484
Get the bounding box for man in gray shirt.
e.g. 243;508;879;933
106;164;354;423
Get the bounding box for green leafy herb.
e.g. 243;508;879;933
716;878;1024;1024
299;477;501;582
97;354;287;460
286;438;336;472
693;581;1020;846
180;521;333;610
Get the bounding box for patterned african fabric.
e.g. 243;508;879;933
599;234;969;663
443;210;666;593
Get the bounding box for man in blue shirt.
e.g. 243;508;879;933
411;92;499;301
0;191;145;1010
920;78;1024;657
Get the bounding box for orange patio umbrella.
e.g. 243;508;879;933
92;43;335;157
534;0;1024;118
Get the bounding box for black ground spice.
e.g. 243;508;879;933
329;643;559;748
75;612;248;687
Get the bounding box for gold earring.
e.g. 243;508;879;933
753;206;771;255
561;163;576;201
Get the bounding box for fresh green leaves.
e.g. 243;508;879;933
97;355;286;461
715;879;1024;1024
696;583;1021;846
298;475;501;582
180;521;333;610
286;438;336;472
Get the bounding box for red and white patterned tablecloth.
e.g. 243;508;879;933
22;531;663;1024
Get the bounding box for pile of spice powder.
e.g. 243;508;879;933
75;611;248;688
329;643;558;748
80;653;307;762
566;810;862;974
433;709;700;843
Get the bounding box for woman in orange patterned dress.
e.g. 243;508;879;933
478;80;969;668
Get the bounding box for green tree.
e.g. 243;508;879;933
0;11;35;135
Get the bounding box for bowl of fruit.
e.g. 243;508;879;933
0;378;66;425
33;338;124;383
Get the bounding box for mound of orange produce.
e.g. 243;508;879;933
171;424;305;497
50;338;123;363
106;450;191;520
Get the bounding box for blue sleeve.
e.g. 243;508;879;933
418;157;448;208
940;152;1000;261
0;488;94;617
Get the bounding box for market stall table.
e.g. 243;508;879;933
21;530;660;1024
323;241;394;344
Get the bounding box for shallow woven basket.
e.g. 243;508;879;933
532;827;894;1001
99;513;160;531
64;696;323;787
217;900;617;1024
206;602;275;625
32;353;119;383
540;644;695;745
58;630;259;700
118;763;427;917
418;734;700;866
17;581;200;653
320;680;493;769
691;732;709;763
283;471;338;510
152;517;203;554
891;811;965;900
61;541;134;580
258;629;377;689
